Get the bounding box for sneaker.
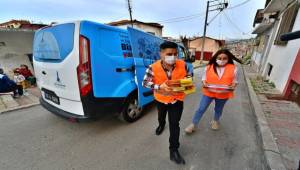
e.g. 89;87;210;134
211;120;220;130
185;123;196;134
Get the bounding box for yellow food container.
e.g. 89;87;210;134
184;86;196;95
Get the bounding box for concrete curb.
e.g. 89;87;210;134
193;64;206;70
242;66;286;170
0;102;40;114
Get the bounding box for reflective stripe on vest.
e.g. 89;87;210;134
202;64;235;99
152;60;187;103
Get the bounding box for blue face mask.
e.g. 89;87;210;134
165;55;176;65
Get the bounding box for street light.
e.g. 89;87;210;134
199;0;228;63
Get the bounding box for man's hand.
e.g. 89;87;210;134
159;81;172;92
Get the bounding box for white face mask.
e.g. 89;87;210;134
216;59;227;66
164;55;176;65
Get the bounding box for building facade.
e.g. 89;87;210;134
188;36;225;60
108;19;163;37
252;0;300;104
0;20;30;28
0;20;47;30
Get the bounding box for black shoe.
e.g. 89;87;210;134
12;94;19;98
170;150;185;165
155;125;165;135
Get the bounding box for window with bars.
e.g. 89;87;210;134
274;2;299;45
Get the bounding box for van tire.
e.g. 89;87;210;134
119;94;143;123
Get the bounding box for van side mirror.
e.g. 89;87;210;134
185;54;195;63
190;55;195;62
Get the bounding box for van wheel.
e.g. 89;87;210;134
119;95;143;123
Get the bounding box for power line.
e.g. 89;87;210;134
222;16;244;39
218;10;222;40
162;15;205;24
156;0;251;24
207;11;222;25
227;0;251;10
223;10;246;35
157;12;205;23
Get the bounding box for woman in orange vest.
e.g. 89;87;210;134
185;49;242;133
143;41;191;165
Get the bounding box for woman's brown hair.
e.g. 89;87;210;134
208;48;242;75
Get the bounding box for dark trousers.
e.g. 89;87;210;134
0;84;23;96
156;100;184;151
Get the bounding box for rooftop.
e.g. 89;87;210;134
108;19;163;28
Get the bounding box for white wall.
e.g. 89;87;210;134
259;21;279;74
252;50;262;66
262;11;300;92
0;30;34;78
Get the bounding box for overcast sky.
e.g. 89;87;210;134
0;0;265;40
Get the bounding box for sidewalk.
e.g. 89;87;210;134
243;65;300;170
0;87;40;114
192;60;208;69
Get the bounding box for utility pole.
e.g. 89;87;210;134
127;0;133;27
200;1;210;63
200;0;228;63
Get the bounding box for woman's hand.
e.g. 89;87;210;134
229;82;237;90
202;81;208;88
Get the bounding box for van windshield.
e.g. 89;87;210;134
33;23;75;63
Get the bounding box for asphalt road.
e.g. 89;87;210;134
0;67;267;170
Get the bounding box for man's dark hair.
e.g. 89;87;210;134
0;68;3;74
20;64;29;69
160;41;178;51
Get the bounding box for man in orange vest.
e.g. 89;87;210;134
142;41;190;165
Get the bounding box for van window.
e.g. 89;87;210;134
178;46;186;60
33;23;75;63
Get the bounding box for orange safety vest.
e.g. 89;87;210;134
202;64;235;99
152;60;187;103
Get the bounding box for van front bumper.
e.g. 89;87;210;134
40;97;94;122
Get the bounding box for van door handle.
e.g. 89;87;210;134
42;71;46;75
116;67;134;72
143;90;153;97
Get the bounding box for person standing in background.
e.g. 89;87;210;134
185;49;242;133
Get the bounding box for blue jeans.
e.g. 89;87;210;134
192;95;228;125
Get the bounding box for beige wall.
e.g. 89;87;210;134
135;24;162;37
189;38;221;54
113;23;162;37
0;23;22;28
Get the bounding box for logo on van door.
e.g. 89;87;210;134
54;71;66;88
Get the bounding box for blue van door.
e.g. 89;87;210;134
127;27;163;107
